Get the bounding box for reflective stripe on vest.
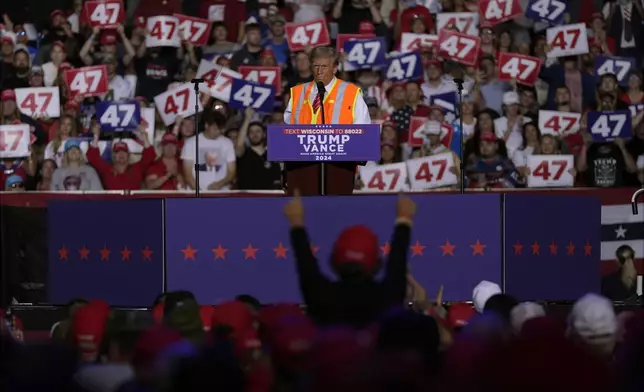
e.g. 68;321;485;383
293;82;312;124
331;81;350;124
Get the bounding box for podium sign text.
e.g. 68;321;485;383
267;124;381;162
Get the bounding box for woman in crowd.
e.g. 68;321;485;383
50;140;103;191
44;114;80;167
36;159;58;191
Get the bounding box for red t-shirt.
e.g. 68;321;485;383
86;145;156;190
198;0;247;43
620;92;644;104
145;158;180;190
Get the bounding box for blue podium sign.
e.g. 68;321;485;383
267;124;381;162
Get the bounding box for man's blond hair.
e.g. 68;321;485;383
309;46;339;66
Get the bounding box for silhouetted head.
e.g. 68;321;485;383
330;225;381;280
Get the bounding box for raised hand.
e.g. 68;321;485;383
284;189;304;226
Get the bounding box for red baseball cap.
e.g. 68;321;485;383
100;31;118;46
161;133;178;145
52;40;66;52
113;141;129;153
359;21;375;34
480;131;497;142
200;305;215;332
50;10;65;20
447;302;476;329
211;300;255;333
331;225;380;273
1;89;16;101
72;300;110;362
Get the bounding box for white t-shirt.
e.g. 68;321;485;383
101;75;134;102
512;145;535;168
289;0;328;23
494;116;532;159
181;134;236;190
44;141;66;167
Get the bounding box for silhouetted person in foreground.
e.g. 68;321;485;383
284;190;415;327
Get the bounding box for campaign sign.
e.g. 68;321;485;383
385;52;422;82
430;92;458;123
343;38;386;70
588;110;632;141
228;78;275;113
504;194;600;301
164;194;502;303
48;200;164;306
525;0;566;26
267;124;381;162
630;103;644;118
594;56;636;86
96;100;141;131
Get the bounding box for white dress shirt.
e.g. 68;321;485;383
284;77;371;124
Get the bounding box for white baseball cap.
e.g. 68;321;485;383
510;302;546;333
472;280;502;313
502;91;520;106
568;293;617;345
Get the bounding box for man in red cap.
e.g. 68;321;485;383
145;133;183;190
86;123;156;190
283;191;415;326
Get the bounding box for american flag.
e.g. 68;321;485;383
601;189;644;276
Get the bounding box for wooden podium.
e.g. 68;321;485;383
267;124;381;196
284;162;358;196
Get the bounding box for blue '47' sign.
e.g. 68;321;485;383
588;110;632;141
343;38;387;70
525;0;566;26
385;52;422;82
229;78;276;113
594;56;636;86
96;101;141;131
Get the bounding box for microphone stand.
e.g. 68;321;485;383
454;77;466;194
317;84;327;196
191;78;205;197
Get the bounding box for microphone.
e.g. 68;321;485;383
316;81;326;95
191;78;205;83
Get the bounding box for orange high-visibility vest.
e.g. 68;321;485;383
289;79;361;125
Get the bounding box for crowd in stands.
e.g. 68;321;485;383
2;0;644;193
1;195;643;391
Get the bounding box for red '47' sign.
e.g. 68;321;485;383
479;0;523;27
84;0;125;28
64;65;109;99
238;66;282;96
437;29;480;67
174;14;211;46
285;19;330;52
497;52;542;86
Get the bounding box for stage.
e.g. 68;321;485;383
40;192;601;307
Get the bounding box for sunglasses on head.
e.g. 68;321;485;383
10;182;24;189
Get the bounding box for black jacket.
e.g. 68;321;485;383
290;223;411;327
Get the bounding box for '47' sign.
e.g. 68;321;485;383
385;52;422;82
546;23;589;58
437;29;480;67
588;111;632;141
285;19;330;52
497;52;542;86
84;0;125;28
479;0;523;27
594;56;636;86
64;65;109;99
96;101;141;131
525;0;566;25
239;66;281;96
228;79;275;113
